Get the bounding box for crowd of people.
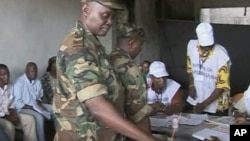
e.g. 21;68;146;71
0;58;58;141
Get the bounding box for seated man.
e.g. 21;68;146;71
41;56;57;105
231;84;250;124
0;125;11;141
13;62;51;141
147;61;184;115
0;64;37;141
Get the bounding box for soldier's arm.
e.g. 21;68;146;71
85;96;158;141
110;54;152;134
67;52;162;141
163;89;184;115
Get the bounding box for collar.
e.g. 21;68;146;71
76;21;102;47
197;44;215;60
0;85;8;91
114;48;132;59
24;74;35;84
151;83;167;95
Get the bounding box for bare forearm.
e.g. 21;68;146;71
164;104;183;115
202;88;223;107
188;73;194;86
135;116;151;134
85;96;153;141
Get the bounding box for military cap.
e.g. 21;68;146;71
81;0;124;10
117;23;144;38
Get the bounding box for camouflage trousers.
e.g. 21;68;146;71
54;126;126;141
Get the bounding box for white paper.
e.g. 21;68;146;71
188;114;208;121
150;117;171;127
205;116;234;127
165;114;204;126
186;96;197;105
211;125;229;134
192;128;229;141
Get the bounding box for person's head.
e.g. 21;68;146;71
80;0;124;36
149;61;169;93
116;23;144;59
0;64;10;87
46;56;56;73
196;22;215;51
141;60;150;74
25;62;38;81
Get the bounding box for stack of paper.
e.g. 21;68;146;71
192;125;229;141
150;114;209;127
150;117;171;127
205;116;234;127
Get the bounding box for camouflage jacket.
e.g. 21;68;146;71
110;48;151;123
53;21;125;141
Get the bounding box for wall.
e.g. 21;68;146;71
134;0;161;63
0;0;113;82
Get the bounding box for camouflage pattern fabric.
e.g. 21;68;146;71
53;21;125;141
116;23;144;39
110;48;150;123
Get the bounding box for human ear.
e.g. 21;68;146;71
82;4;90;17
129;39;135;49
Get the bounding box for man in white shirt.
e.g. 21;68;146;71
231;84;250;124
13;62;51;141
147;61;184;115
0;64;37;141
186;22;231;115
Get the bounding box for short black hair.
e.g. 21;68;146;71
142;60;151;66
117;23;145;40
46;56;56;72
0;64;10;76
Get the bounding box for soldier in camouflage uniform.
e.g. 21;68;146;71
53;0;164;141
110;24;162;141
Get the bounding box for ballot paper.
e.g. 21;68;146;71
150;114;208;127
150;117;170;127
205;116;234;127
188;114;208;121
192;126;229;141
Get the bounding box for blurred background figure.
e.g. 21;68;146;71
141;60;151;88
41;56;57;105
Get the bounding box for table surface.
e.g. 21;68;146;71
150;113;230;141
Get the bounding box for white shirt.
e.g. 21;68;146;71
186;40;230;113
0;85;14;117
244;84;250;115
13;74;43;110
147;79;180;106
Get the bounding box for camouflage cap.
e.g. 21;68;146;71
117;23;144;38
81;0;124;10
